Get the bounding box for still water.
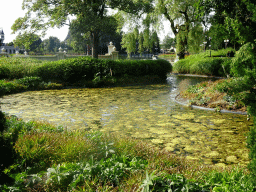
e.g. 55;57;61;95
0;75;253;167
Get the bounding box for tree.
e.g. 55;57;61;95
151;31;160;54
187;23;204;54
156;0;199;59
121;32;136;58
197;0;256;47
138;32;144;56
43;37;61;53
6;42;14;46
143;28;152;54
67;15;123;55
12;0;153;59
161;35;175;50
13;32;41;51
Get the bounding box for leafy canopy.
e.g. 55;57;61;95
12;0;153;57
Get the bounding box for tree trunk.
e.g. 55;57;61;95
92;31;99;59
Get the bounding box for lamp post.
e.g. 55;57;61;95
224;39;229;49
44;42;46;55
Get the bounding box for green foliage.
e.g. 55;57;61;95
45;155;146;190
15;76;42;89
247;122;256;185
187;85;204;93
0;78;62;97
138;168;254;192
203;168;254;192
0;57;171;94
12;0;153;58
143;28;153;53
197;0;256;47
187;24;204;54
13;32;41;51
36;57;172;83
35;56;96;83
43;36;61;53
0;57;44;79
208;24;228;50
0;80;26;96
1;114;255;191
173;49;235;76
138;32;145;56
161;35;175;49
121;32;137;58
231;42;256;78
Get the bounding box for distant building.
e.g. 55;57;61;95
0;28;19;54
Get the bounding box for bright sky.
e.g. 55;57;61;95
1;0;70;43
1;0;173;43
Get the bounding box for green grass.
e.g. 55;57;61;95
0;114;254;191
173;48;235;77
158;53;176;59
0;57;172;93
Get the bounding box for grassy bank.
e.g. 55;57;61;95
173;48;235;77
0;57;171;96
179;78;247;112
0;114;254;191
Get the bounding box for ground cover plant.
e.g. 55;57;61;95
0;112;254;191
173;48;235;77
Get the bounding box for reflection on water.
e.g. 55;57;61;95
0;75;253;167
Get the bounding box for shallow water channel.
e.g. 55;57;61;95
0;75;253;167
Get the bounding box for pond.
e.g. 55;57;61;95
0;75;253;167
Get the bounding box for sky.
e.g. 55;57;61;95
1;0;70;43
1;0;173;44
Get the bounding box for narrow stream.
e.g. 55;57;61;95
0;75;253;167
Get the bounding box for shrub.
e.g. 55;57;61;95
173;50;233;77
35;57;96;83
36;57;172;83
231;42;256;79
0;57;45;79
0;80;27;96
15;76;42;89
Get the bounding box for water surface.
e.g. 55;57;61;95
1;75;252;166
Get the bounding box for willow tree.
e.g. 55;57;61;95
12;0;153;59
156;0;199;59
121;32;137;58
